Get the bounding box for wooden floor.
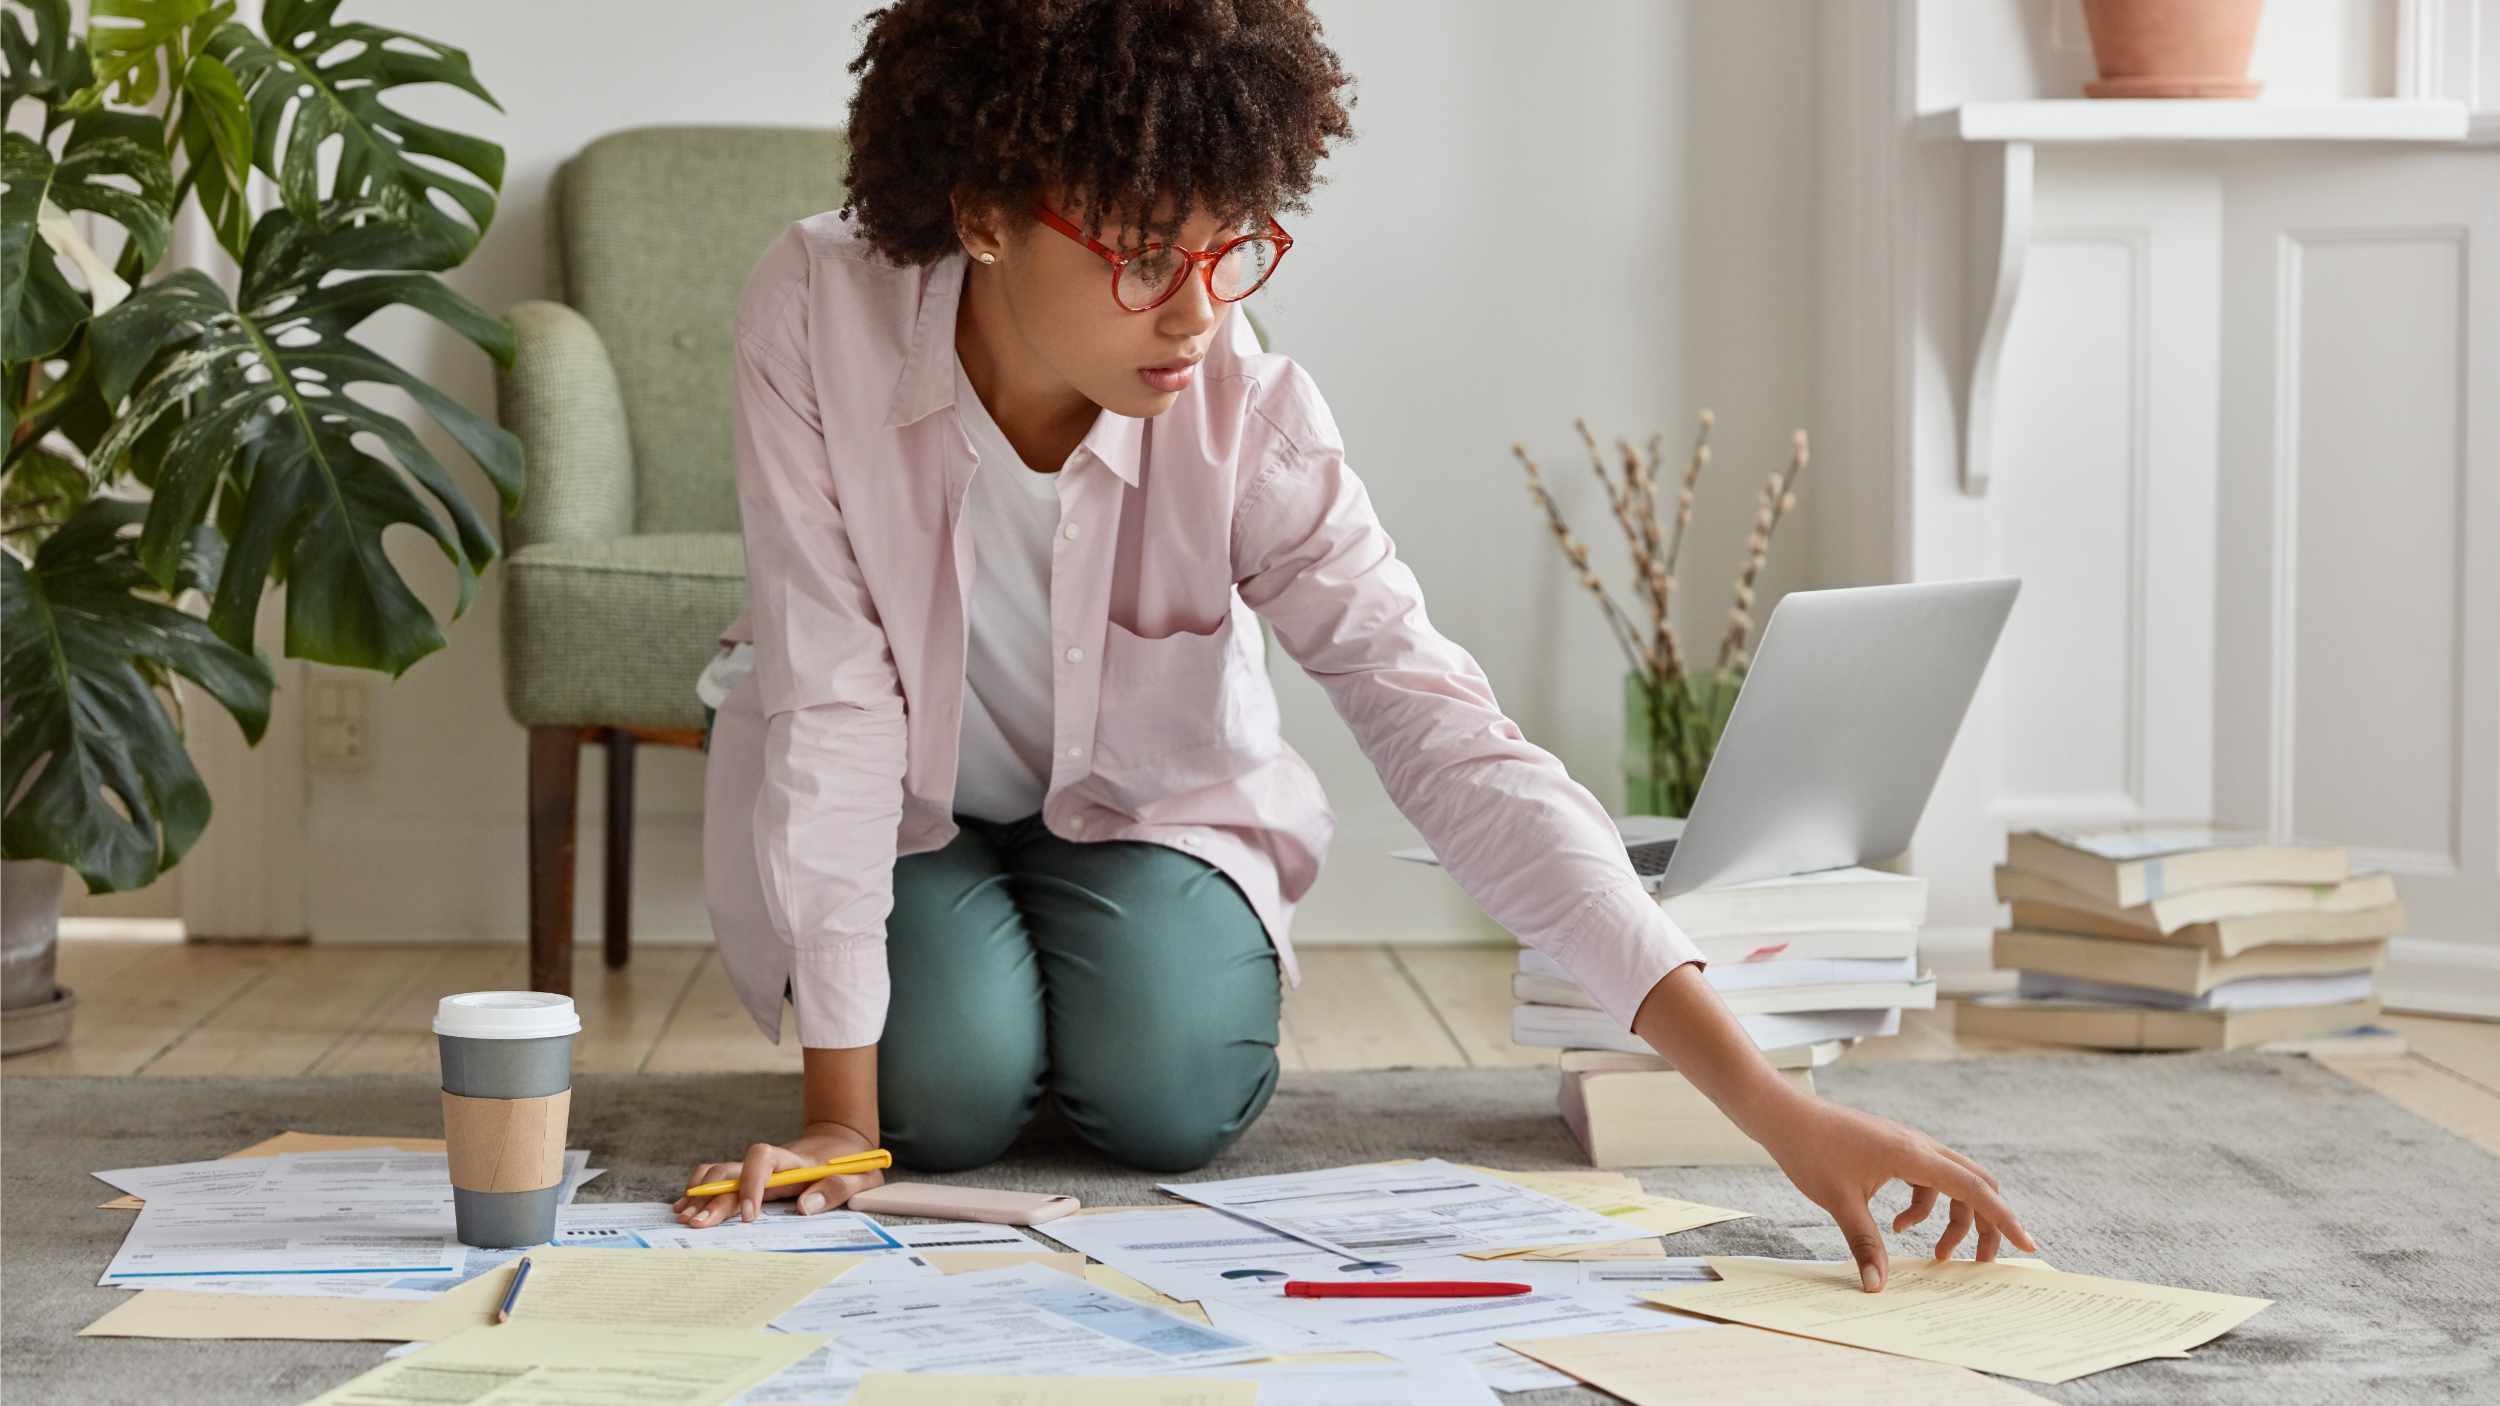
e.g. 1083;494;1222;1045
7;940;2496;1157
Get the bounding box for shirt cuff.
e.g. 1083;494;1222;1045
785;941;890;1049
1546;883;1709;1033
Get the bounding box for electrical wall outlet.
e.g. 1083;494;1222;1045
307;677;371;774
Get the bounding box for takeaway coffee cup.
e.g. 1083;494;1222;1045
433;991;580;1249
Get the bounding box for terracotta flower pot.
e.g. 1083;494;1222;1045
2081;0;2267;99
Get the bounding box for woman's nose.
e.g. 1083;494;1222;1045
1159;265;1218;333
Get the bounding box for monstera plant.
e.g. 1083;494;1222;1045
1;0;520;930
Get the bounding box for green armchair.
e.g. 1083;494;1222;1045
496;124;1278;996
494;125;850;993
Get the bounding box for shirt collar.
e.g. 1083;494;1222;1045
883;246;1146;488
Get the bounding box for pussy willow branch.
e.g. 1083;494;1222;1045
1653;413;1712;684
1517;409;1807;688
1717;429;1810;672
1575;417;1654;626
1661;410;1713;583
1512;441;1652;675
1630;432;1670;685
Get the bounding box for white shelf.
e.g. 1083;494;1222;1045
1941;96;2476;495
1954;99;2469;144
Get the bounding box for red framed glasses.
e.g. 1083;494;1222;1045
1031;200;1293;313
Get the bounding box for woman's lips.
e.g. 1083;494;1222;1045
1140;362;1196;393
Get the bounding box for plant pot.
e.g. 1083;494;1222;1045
2;859;76;1056
2081;0;2266;98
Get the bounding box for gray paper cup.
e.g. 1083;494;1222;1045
433;991;580;1249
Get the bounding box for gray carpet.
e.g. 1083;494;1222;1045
6;1054;2497;1405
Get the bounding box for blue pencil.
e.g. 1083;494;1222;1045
496;1255;533;1324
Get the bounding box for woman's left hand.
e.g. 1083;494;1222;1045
1754;1096;2037;1293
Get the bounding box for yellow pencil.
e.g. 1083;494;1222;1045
683;1149;892;1200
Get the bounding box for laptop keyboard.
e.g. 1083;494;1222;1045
1626;837;1679;877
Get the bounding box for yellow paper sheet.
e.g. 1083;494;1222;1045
98;1130;445;1210
300;1321;823;1406
1505;1323;2051;1404
1083;1262;1214;1324
80;1291;447;1342
1461;1164;1751;1256
1643;1257;2271;1385
850;1373;1257;1406
1469;1167;1643;1191
473;1244;843;1332
1496;1238;1671;1263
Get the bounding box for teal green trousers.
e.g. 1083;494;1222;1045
857;809;1282;1174
702;704;1282;1172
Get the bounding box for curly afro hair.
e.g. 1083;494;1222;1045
837;0;1358;266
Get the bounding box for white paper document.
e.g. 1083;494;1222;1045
736;1264;1268;1404
1200;1288;1698;1394
99;1195;467;1286
1043;1207;1437;1304
1534;1257;1722;1292
557;1165;602;1205
95;1148;593;1208
632;1207;903;1255
372;1202;719;1299
103;1180;655;1290
1157;1158;1646;1259
157;1206;1006;1302
93;1147;417;1201
880;1220;1050;1252
1042;1209;1706;1392
1042;1208;1710;1309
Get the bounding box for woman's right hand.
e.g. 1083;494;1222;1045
671;1119;885;1227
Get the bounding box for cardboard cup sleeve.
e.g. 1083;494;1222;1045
441;1088;571;1194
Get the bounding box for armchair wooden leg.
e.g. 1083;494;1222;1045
527;726;580;996
604;728;634;970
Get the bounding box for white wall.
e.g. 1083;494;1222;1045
286;1;1821;947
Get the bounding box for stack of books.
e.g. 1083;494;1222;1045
1957;826;2405;1050
1506;866;1938;1168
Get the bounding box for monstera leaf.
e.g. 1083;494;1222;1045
206;0;504;272
1;494;272;893
83;203;520;677
175;47;255;262
1;111;174;363
81;0;222;112
0;0;94;109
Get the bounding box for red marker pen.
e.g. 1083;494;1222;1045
1282;1280;1533;1299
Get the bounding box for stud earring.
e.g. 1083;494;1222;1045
977;252;997;265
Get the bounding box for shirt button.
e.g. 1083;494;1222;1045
1064;646;1084;664
1062;523;1079;541
1065;745;1083;758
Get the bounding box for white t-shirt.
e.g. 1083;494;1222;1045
696;348;1069;827
944;348;1068;823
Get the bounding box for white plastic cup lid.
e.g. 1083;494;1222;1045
432;991;581;1040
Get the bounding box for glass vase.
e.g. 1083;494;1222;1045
1621;668;1736;819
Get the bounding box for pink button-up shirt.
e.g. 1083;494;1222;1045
704;210;1704;1050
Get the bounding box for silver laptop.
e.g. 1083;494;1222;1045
1625;578;2020;898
